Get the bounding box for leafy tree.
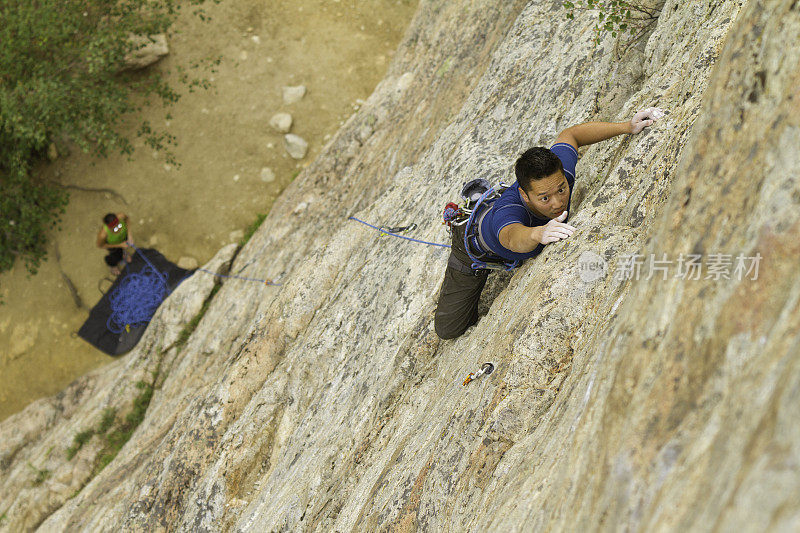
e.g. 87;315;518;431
0;0;219;274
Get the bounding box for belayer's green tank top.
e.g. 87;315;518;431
103;219;128;245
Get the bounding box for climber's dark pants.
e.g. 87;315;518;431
104;248;124;267
434;222;490;339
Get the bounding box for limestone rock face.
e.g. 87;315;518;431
0;244;237;531
3;0;800;531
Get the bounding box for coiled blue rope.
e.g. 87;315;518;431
348;217;450;248
107;247;168;334
106;245;279;334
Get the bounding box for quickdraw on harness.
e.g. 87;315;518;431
378;223;417;236
463;362;495;386
442;178;485;228
443;179;521;271
442;202;465;228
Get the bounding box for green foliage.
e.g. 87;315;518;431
66;429;95;460
65;375;158;479
240;213;267;247
26;462;50;486
98;406;117;433
0;0;220;275
94;380;154;475
435;56;454;77
562;0;659;46
175;282;220;351
65;407;118;459
0;175;68;275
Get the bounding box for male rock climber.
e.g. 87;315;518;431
96;212;134;275
434;107;665;339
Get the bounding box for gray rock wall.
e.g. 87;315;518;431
3;0;799;531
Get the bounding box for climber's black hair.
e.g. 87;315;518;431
514;147;564;193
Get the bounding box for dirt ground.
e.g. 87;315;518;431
0;0;418;421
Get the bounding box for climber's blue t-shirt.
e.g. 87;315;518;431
480;142;578;263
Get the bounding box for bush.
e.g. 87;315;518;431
562;0;660;46
0;176;67;275
0;0;219;274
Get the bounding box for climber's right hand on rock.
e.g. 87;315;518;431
630;107;666;134
538;211;576;244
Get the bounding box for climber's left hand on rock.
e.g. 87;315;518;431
630;107;666;134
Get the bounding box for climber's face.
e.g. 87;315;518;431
519;170;570;219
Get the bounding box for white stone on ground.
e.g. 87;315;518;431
123;34;169;70
177;256;199;270
282;85;306;104
228;229;245;243
269;113;293;133
284;134;308;159
260;168;276;182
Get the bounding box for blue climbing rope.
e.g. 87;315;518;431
348;217;451;248
106;245;279;335
106;212;442;336
107;246;168;334
195;267;280;286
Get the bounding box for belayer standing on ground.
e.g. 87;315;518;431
96;212;134;276
434;107;666;339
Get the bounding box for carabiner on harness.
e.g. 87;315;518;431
443;179;492;230
378;223;417;236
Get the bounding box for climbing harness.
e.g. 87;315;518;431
442;202;463;227
463;184;519;271
442;178;489;228
347;178;522;270
463;362;495;386
444;179;521;271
